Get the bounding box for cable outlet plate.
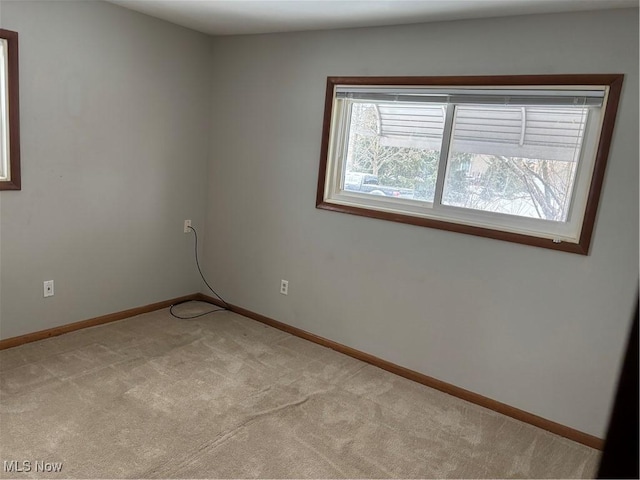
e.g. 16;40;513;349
44;280;54;298
280;279;289;295
184;220;191;233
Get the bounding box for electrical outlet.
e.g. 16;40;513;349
280;279;289;295
44;280;54;298
184;219;192;233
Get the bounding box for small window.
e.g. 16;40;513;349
316;75;623;254
0;29;20;191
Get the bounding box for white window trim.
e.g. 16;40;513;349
0;37;9;182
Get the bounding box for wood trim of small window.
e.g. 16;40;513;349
316;74;624;255
0;28;21;191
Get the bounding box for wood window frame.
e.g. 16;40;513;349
316;74;624;255
0;28;20;191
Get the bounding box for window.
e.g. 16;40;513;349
0;29;20;190
316;75;623;254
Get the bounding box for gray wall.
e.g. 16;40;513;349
0;1;212;339
204;9;639;438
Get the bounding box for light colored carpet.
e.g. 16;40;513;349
0;302;600;478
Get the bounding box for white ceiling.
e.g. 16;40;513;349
108;0;638;36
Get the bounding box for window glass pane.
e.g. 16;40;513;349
442;105;587;222
343;102;445;202
0;38;8;181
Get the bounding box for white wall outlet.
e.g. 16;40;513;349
184;219;192;233
280;279;289;295
44;280;54;298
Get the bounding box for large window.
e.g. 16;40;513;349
0;29;20;190
316;75;623;254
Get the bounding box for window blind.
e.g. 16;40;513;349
335;86;606;107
